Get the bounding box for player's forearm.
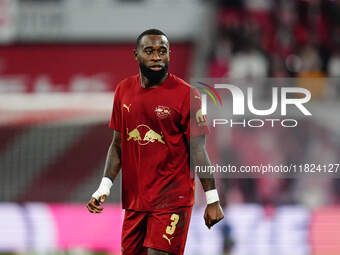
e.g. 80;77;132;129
198;175;216;192
190;136;216;192
191;143;221;206
193;148;216;192
103;140;121;182
91;137;121;201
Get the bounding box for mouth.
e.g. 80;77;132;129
149;65;164;71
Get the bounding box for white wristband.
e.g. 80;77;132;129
205;189;219;204
92;177;113;200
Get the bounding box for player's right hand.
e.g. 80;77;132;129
86;195;107;214
87;177;112;213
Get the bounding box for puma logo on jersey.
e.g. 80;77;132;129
162;234;174;246
123;104;131;112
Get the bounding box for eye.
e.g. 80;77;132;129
159;49;167;55
144;49;153;55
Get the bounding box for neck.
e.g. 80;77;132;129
140;72;168;88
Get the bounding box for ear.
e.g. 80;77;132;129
134;49;138;61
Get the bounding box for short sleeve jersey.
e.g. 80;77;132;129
109;73;208;211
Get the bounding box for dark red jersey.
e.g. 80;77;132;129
109;74;208;211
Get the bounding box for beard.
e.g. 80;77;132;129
139;62;168;87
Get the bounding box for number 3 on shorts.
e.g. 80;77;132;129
165;214;179;235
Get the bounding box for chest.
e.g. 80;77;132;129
120;87;183;128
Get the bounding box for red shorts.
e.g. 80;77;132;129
121;206;193;255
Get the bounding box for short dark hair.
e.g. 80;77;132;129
136;29;168;48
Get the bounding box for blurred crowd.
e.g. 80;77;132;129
214;122;340;209
210;119;340;254
208;0;340;98
202;0;340;213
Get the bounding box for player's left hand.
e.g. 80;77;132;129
204;201;224;229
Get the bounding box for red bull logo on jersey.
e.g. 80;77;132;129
127;124;165;145
126;128;142;141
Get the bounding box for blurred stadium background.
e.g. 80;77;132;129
1;0;340;254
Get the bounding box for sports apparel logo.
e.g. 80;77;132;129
123;103;131;112
126;124;165;145
154;105;171;119
162;234;174;245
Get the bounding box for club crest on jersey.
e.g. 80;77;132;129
126;124;165;145
154;105;171;119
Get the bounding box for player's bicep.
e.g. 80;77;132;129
112;131;121;148
182;88;209;140
109;85;122;132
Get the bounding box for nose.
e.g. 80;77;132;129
151;51;161;61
